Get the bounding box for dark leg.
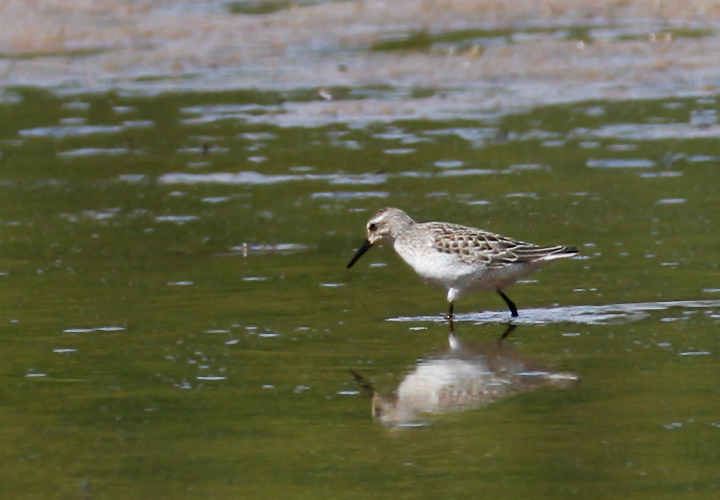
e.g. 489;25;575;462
497;290;519;318
446;302;455;333
497;324;517;345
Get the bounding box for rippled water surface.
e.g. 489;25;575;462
1;87;719;498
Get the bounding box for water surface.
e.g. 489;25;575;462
0;88;719;498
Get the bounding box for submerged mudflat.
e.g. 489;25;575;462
2;0;720;119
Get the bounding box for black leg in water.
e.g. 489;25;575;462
446;302;455;333
497;290;519;318
497;324;517;345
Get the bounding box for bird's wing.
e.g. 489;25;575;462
429;223;576;266
511;244;578;263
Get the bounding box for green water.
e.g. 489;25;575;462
0;87;719;499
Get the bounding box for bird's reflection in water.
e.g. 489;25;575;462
353;327;578;427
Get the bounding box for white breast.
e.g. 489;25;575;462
393;233;542;296
393;235;483;286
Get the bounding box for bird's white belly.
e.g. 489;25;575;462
394;239;539;295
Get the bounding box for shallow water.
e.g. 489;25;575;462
1;87;719;498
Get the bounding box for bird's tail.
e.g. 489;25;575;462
518;245;579;262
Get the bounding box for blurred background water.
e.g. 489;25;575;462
1;1;720;499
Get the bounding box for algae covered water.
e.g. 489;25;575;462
0;85;718;498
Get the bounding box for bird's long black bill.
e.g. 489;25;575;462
347;239;373;269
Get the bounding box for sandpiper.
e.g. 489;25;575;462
347;207;578;327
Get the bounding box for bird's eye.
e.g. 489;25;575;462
368;223;377;232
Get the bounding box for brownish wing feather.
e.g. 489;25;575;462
428;223;577;266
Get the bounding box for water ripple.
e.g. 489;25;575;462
587;159;656;168
389;300;720;326
158;168;504;186
575;123;720;141
20;125;123;138
59;147;132;156
158;171;387;186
